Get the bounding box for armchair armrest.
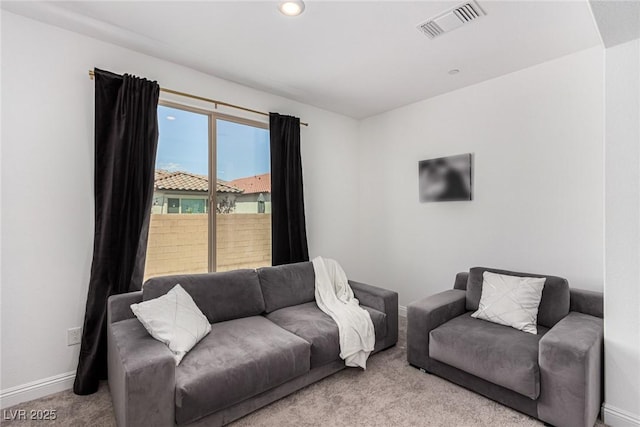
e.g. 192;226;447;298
108;315;175;427
107;291;142;324
349;280;399;350
407;289;466;370
538;312;603;427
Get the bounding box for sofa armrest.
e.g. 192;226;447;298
453;272;469;290
570;288;603;318
108;291;142;324
108;317;175;427
406;289;466;370
538;312;603;427
349;280;398;349
349;280;395;312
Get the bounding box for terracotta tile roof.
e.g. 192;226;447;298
155;170;172;181
216;180;243;194
154;170;242;194
228;173;271;194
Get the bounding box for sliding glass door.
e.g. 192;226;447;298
215;118;271;271
143;103;271;281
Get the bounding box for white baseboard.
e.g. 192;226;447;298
603;403;640;427
399;305;407;318
0;371;75;409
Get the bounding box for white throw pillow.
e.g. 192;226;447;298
471;271;546;334
130;284;211;365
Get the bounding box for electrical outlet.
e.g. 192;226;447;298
67;327;82;346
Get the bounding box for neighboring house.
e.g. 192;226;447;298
151;170;243;214
228;173;272;214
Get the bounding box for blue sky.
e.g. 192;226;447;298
156;105;270;181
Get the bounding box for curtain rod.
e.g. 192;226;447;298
88;70;309;127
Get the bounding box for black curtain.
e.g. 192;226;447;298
74;68;160;395
269;113;309;265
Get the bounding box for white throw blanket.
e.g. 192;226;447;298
312;256;375;369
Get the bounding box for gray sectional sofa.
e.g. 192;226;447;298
107;262;398;427
407;267;604;427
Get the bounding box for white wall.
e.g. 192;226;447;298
603;38;640;426
355;47;605;307
0;11;360;400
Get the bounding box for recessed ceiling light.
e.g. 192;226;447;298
166;115;176;120
448;69;460;75
279;1;305;16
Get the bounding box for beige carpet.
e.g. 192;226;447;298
3;318;606;426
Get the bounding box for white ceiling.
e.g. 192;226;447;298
2;1;603;118
589;0;640;48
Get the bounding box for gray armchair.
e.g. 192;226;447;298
407;268;603;427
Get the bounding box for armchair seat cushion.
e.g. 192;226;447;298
266;302;387;368
429;313;548;399
174;316;310;425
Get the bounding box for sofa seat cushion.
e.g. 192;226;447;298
429;313;548;400
174;316;310;425
266;302;387;368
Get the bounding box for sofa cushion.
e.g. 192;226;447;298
266;301;387;368
258;262;316;313
471;272;545;334
131;284;211;365
466;267;569;328
143;270;265;323
429;313;548;400
174;316;310;425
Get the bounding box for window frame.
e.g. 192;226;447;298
158;100;269;272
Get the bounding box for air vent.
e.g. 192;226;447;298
417;0;486;39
